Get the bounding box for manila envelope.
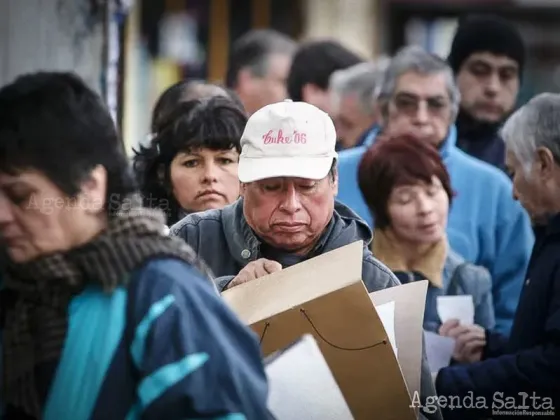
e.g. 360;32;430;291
370;280;428;417
222;240;415;420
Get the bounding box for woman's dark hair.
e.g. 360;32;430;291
0;71;136;216
133;95;247;225
150;80;246;132
357;133;454;229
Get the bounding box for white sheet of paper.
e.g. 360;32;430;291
375;300;398;357
265;334;354;420
423;330;455;373
436;295;474;325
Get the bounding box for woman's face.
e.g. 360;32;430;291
169;147;240;213
387;176;449;244
0;167;107;263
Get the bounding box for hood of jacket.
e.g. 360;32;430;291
221;198;373;267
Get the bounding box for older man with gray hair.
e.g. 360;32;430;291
328;60;389;150
336;45;534;337
434;93;560;419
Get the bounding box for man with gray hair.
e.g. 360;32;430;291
336;45;534;337
226;29;296;115
328;60;389;150
434;93;560;419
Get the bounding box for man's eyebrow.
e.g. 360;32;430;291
395;92;447;100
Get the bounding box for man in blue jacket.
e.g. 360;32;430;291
434;93;560;420
336;46;534;336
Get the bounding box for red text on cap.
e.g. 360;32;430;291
262;129;307;145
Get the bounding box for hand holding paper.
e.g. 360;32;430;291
227;258;282;289
439;320;486;363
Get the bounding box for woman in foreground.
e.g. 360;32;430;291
0;72;270;420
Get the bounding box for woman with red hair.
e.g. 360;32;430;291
358;133;495;365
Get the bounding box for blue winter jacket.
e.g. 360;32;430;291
3;259;271;420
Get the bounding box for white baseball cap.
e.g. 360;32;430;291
238;100;338;183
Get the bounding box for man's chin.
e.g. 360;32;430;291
473;113;503;126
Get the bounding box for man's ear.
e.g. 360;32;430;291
80;165;107;215
536;146;556;181
330;168;339;196
377;101;389;127
237;68;255;94
302;83;323;103
239;181;247;197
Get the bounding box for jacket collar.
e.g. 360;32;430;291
372;228;447;288
438;125;457;162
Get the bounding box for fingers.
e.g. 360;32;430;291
263;259;282;274
228;259;282;289
229;271;252;288
455;331;486;352
254;263;271;278
439;319;460;336
454;326;486;358
462;339;486;355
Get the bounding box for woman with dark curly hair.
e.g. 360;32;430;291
133;95;246;226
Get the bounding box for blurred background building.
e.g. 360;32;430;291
1;0;559;153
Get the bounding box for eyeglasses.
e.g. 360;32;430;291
392;93;450;116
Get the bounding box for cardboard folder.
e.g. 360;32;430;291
222;241;416;420
370;280;428;416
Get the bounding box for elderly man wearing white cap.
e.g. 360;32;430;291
171;100;441;420
170;99;399;292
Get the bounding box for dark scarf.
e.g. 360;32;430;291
456;109;501;145
1;197;214;418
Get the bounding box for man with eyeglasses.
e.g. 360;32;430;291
335;45;534;339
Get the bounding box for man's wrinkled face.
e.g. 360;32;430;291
241;173;338;255
456;52;519;124
505;148;559;224
384;71;454;147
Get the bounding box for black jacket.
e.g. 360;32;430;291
435;213;560;419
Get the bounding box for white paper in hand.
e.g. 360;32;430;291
423;330;455;373
375;301;398;357
264;334;354;420
436;295;474;325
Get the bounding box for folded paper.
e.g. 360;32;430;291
423;330;454;373
265;334;354;420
